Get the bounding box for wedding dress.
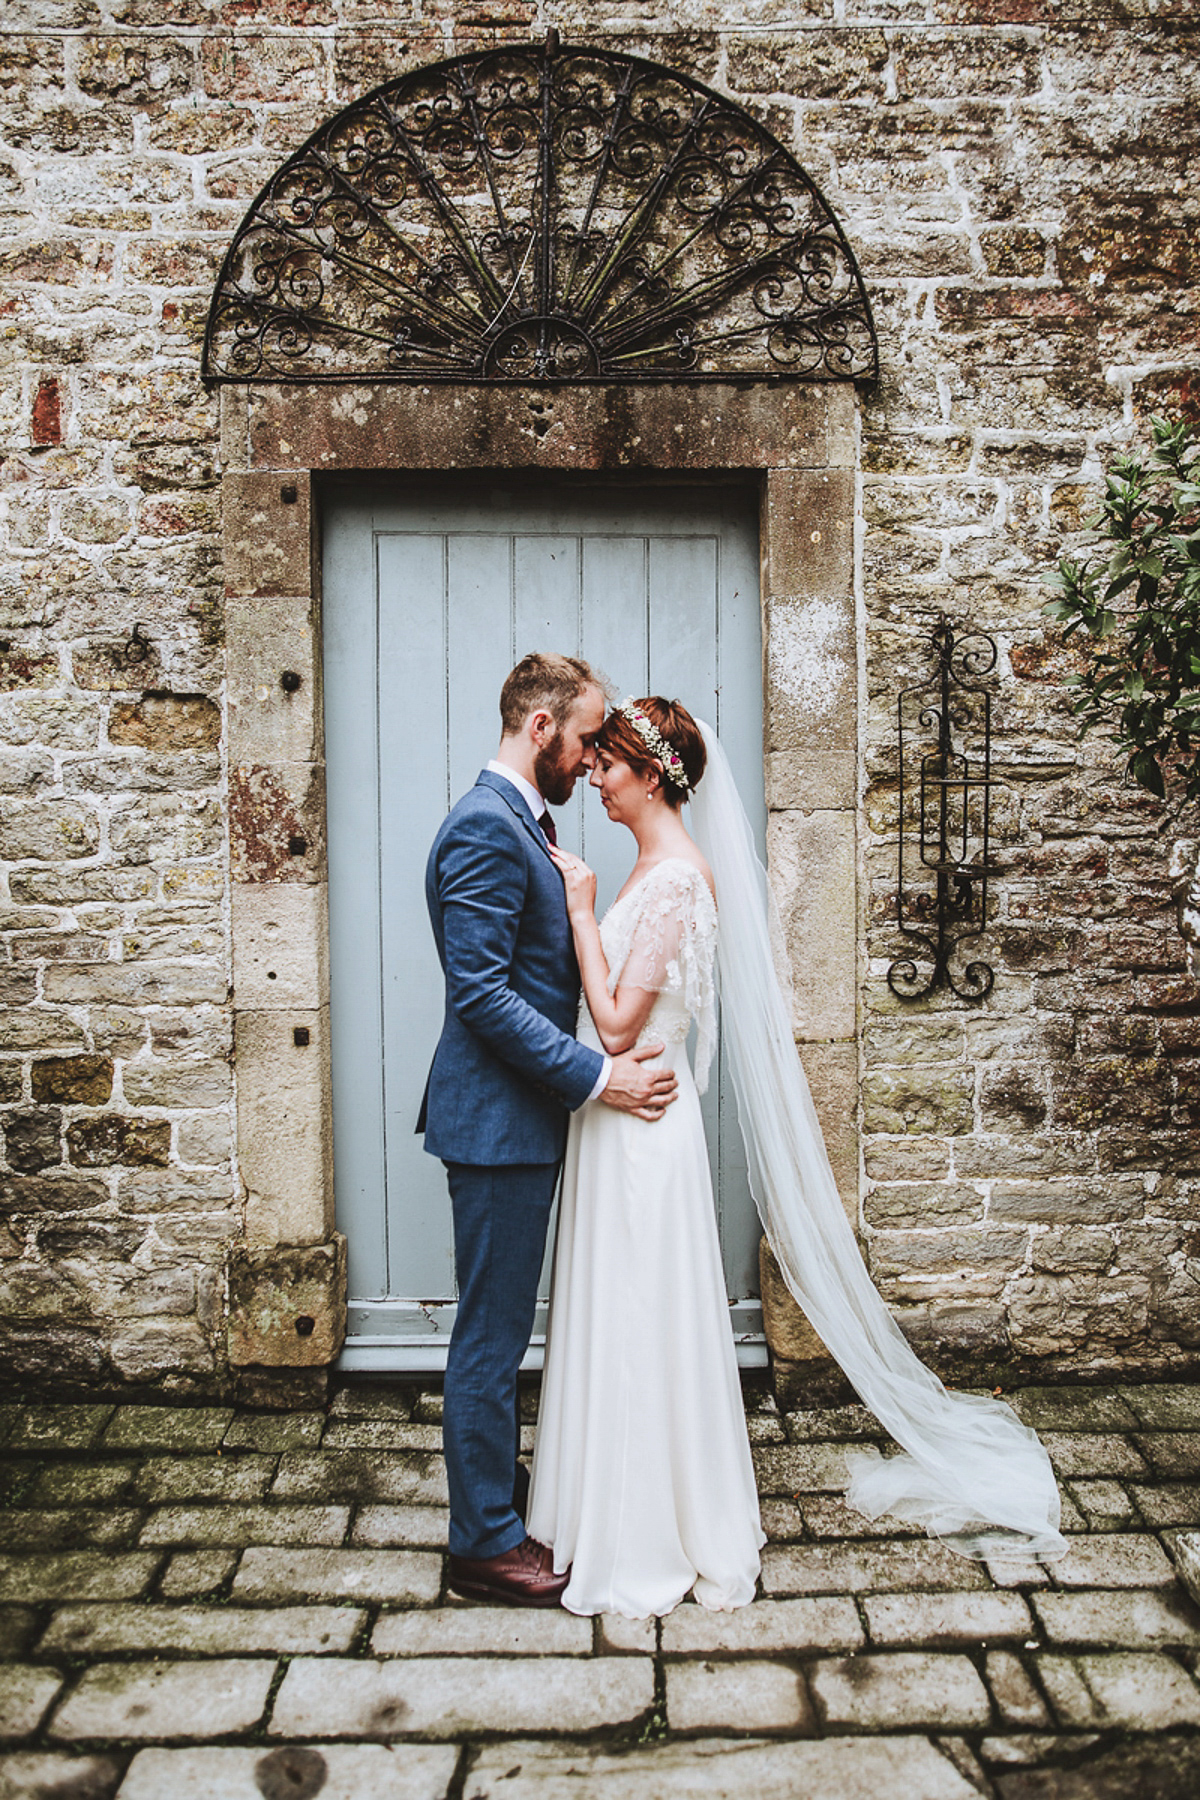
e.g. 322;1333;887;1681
527;858;766;1618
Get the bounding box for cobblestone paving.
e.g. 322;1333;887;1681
2;1381;1199;1798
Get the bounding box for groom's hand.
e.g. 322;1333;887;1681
600;1043;678;1122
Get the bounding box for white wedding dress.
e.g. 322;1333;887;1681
527;858;765;1618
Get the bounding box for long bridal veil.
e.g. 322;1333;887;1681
689;722;1066;1559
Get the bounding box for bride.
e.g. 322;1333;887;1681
528;696;1066;1620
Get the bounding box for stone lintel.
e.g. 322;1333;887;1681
235;1008;334;1248
243;383;838;474
227;1235;347;1368
224;470;314;598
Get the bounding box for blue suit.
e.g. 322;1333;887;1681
422;770;604;1558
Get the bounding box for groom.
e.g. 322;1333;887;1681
422;652;678;1606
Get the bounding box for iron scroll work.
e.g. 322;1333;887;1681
889;619;999;1004
202;42;877;385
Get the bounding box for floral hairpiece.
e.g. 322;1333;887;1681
619;699;690;790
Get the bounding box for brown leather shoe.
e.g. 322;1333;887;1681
448;1536;570;1607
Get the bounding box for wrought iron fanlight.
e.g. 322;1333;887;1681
888;618;1000;1003
202;40;878;386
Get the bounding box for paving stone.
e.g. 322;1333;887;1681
330;1388;416;1421
139;1504;349;1547
372;1606;589;1656
0;1666;64;1740
798;1496;917;1539
0;1607;37;1660
783;1405;887;1442
666;1660;810;1732
1037;1651;1200;1728
50;1659;277;1742
159;1550;238;1598
324;1421;445;1452
1052;1532;1176;1588
1041;1434;1149;1478
0;1552;161;1603
222;1413;325;1451
131;1455;277;1504
1033;1587;1200;1648
0;1510;144;1551
978;1732;1092;1767
1066;1479;1138;1529
413;1393;444;1424
39;1604;363;1658
983;1650;1050;1727
1131;1484;1200;1528
0;1754;123;1800
464;1736;987;1799
5;1405;116;1450
662;1596;863;1655
810;1652;991;1729
1121;1384;1200;1431
1172;1531;1200;1607
752;1444;852;1495
233;1546;442;1605
985;1555;1053;1590
758;1499;806;1541
29;1464;138;1507
745;1413;787;1444
271;1451;449;1506
1008;1387;1138;1433
117;1743;459;1800
102;1408;234;1451
270;1655;655;1738
862;1589;1033;1645
597;1615;656;1654
1134;1434;1200;1479
351;1505;450;1547
762;1540;988;1596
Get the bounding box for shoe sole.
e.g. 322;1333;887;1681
448;1575;568;1608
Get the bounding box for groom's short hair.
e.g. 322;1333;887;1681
499;653;604;735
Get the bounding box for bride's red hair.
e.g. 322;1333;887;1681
595;697;706;809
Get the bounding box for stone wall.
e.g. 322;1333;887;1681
0;1;1196;1393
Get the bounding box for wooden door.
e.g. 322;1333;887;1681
321;481;765;1370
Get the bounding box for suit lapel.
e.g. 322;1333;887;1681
476;769;555;864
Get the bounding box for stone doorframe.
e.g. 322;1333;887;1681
218;380;861;1385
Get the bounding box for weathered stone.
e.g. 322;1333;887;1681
372;1607;589;1657
66;1116;170;1168
38;1604;361;1659
0;802;100;861
0;1552;160;1603
30;1056;113;1106
139;1505;348;1548
108;694;221;751
103;1406;233;1450
49;1658;276;1742
1034;1587;1200;1649
232;1546;441;1606
0;1665;63;1739
810;1652;991;1729
862;1590;1033;1646
117;1745;460;1800
984;1650;1051;1729
666;1661;811;1733
761;1540;989;1596
158;1550;238;1600
227;1237;346;1369
861;1070;975;1137
1037;1652;1200;1729
661;1596;863;1656
3;1111;62;1173
230;881;328;1011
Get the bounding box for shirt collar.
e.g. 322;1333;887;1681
486;759;545;823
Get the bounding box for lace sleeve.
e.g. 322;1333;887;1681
605;863;718;1092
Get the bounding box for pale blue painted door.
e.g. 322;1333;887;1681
321;482;765;1371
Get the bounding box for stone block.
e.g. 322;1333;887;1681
38;1604;361;1659
351;1506;451;1548
271;1451;448;1507
131;1458;276;1505
227;597;323;765
661;1596;863;1656
232;1546;441;1606
0;1552;160;1604
65;1115;170;1168
1133;1485;1200;1529
118;1744;460;1800
810;1651;991;1729
231;880;328;1011
862;1590;1032;1646
223;471;314;600
752;1443;852;1495
159;1551;238;1599
30;1056;113;1107
323;1421;443;1452
139;1505;349;1548
1037;1652;1200;1729
235;1009;334;1246
1121;1384;1200;1430
1136;1434;1200;1479
1052;1533;1176;1589
597;1615;655;1654
0;1757;123;1800
372;1608;589;1657
269;1655;655;1739
1034;1588;1200;1649
765;591;856;782
0;801;99;861
1173;1531;1200;1607
103;1406;232;1450
666;1660;810;1733
227;1237;346;1369
767;811;856;1041
108;695;220;751
229;760;325;885
0;1510;140;1552
861;1068;975;1137
49;1659;276;1742
0;1666;63;1740
761;1540;988;1596
984;1650;1050;1728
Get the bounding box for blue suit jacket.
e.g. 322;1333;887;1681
420;770;604;1166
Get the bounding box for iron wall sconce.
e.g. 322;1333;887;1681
888;615;999;1003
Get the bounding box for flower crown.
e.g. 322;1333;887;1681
619;699;690;791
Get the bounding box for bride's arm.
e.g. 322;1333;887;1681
552;851;659;1055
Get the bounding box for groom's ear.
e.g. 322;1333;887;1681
528;708;557;744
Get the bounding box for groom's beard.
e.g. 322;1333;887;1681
534;735;580;807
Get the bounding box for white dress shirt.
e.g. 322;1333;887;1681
486;760;610;1101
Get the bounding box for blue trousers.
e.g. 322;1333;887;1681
443;1160;559;1560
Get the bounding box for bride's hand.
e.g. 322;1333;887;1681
549;846;597;918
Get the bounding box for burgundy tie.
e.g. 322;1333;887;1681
539;810;558;847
